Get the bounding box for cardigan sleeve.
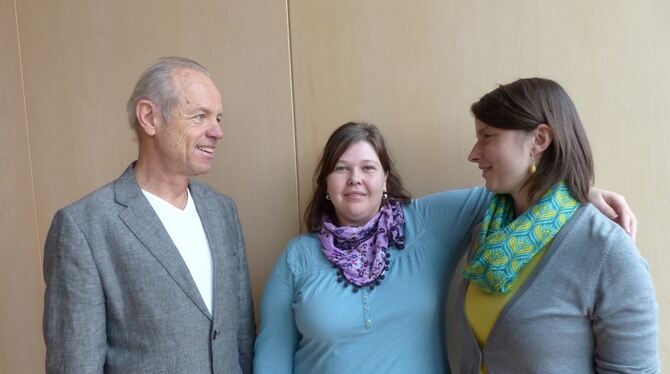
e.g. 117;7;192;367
254;248;299;374
591;229;660;373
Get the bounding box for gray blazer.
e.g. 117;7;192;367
43;164;255;374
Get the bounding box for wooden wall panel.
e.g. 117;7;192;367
5;0;668;369
16;0;296;323
197;0;298;300
289;0;669;365
0;0;45;372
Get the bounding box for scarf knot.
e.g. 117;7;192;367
319;199;405;291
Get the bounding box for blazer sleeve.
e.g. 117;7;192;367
232;202;256;374
592;230;660;373
43;208;106;373
254;248;298;374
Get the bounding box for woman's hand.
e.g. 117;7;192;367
589;188;637;241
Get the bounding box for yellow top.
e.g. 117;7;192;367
464;246;549;373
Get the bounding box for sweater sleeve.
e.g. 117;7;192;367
592;230;660;373
254;248;298;374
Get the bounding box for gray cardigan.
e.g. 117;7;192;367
446;204;659;373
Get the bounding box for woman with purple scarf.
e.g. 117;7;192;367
253;122;635;374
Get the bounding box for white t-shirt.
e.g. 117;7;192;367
142;188;213;313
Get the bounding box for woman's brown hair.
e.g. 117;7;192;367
471;78;594;203
304;122;411;232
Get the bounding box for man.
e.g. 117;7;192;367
43;57;255;373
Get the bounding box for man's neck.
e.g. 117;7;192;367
134;157;189;209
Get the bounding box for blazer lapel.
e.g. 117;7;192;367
114;164;212;319
190;182;237;319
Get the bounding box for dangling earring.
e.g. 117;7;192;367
325;193;330;201
383;191;388;200
529;156;537;175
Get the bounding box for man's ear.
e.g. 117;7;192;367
136;99;160;136
532;123;553;154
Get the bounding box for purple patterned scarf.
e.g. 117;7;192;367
318;199;405;291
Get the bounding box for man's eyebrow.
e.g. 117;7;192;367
190;106;209;113
185;106;216;115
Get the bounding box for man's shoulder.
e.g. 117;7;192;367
60;179;117;215
57;164;135;212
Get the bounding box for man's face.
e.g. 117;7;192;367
154;68;224;178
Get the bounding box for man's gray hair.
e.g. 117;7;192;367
127;57;210;131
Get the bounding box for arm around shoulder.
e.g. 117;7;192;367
43;208;106;373
415;187;491;238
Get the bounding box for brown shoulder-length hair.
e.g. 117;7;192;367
304;122;412;232
471;77;594;203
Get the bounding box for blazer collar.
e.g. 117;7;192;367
189;181;238;321
114;162;213;319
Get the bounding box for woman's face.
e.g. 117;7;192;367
468;119;536;196
326;141;388;227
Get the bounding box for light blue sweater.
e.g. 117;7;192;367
446;204;660;373
254;188;490;374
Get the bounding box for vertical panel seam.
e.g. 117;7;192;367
285;0;302;234
13;0;43;276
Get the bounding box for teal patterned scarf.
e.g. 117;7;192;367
463;182;580;294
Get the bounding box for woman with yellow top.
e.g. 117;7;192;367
446;78;659;373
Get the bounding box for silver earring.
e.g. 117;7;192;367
383;192;388;200
325;193;330;201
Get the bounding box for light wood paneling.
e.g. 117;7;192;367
197;0;298;300
5;0;668;369
16;0;297;317
0;0;44;372
289;0;669;365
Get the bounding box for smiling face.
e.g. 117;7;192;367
468;119;536;198
154;68;224;178
326;141;388;227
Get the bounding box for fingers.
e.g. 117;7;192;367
589;188;617;219
598;201;618;220
590;188;637;241
609;194;637;242
616;209;638;242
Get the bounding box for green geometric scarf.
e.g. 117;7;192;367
463;181;580;294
